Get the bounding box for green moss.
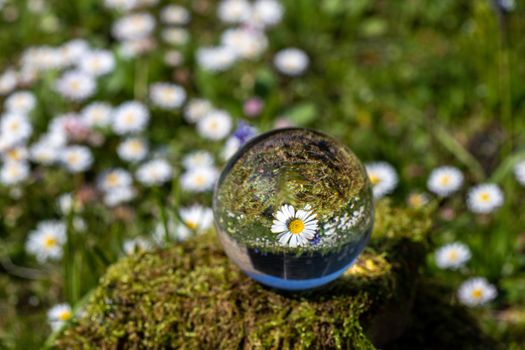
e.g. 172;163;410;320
53;202;493;349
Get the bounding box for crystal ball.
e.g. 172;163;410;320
213;128;374;290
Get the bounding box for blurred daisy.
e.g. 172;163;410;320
184;99;212;123
97;168;132;192
149;82;186;109
2;146;28;163
365;162;398;199
180;166;218;192
427;166;463;197
79;49;115;76
466;183;504;214
5;91;36;114
60;39;90;65
117;137;148;162
47;303;72;331
26;220;66;262
435;242;471;270
217;0;252;23
60;146;93;173
458;277;497;307
197;109;232;140
104;0;137;11
29;140;61;165
271;204;318;248
251;0;283;27
161;28;190;46
123;237;152;255
179;204;213;234
58;192;82;215
0;113;33;146
55;70;96;101
81;102;113;128
274;48;309;76
221;28;267;59
222;137;241;161
196;46;238;72
407;192;429;208
0;161;30;185
104;186;136;207
160;5;190;25
119;37;156;58
182;151;214;170
514;160;525;186
136;159;173;186
112;12;155;41
164;50;183;67
112;101;149;135
0;69;17;96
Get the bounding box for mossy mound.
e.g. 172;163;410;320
53;202;494;349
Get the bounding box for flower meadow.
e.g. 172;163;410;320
0;0;524;347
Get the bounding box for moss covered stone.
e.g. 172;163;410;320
53;202;495;349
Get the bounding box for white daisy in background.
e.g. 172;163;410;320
435;242;471;270
123;237;152;255
97;168;132;192
0;113;33;147
119;37;156;58
274;48;309;76
365;162;398;199
2;146;28;163
514;160;525;186
179;205;214;235
60;39;90;65
47;303;73;331
271;204;318;247
149;82;186;109
104;0;137;11
30;140;61;165
160;5;191;25
0;161;30;185
251;0;284;28
427;166;464;197
221;28;268;60
58;192;83;214
182;151;214;170
117;137;148;162
79;49;115;76
458;277;497;307
217;0;252;23
0;69;18;96
55;70;96;101
60;146;93;173
467;183;504;214
112;12;155;41
161;28;190;46
104;186;136;207
5;91;36;114
406;192;430;208
222;137;241;161
164;50;183;67
112;101;150;135
26;220;66;262
136;158;173;186
81;102;113;128
196;46;238;72
184;99;213;123
180;166;218;192
197;109;232;140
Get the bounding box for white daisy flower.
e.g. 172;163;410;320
81;102;113;128
435;242;471;270
5;91;36;114
123;237;152;255
55;70;96;101
365;162;398;199
97;168;133;192
271;204;318;248
136;158;173;186
184;99;213;123
104;0;137;11
0;161;30;185
160;5;191;25
274;48;309;76
0;69;18;96
251;0;284;28
179;205;214;234
58;192;82;215
112;101;150;135
47;303;73;331
149;82;186;109
161;27;190;46
182;151;214;170
406;192;430;208
514;160;525;186
196;46;238;72
427;166;464;197
60;39;90;65
60;146;93;173
217;0;252;23
221;28;268;60
466;183;504;214
79;49;115;76
118;37;156;58
112;12;155;41
26;220;66;262
221;137;241;161
104;186;136;207
197;109;232;140
29;140;61;165
458;277;497;307
0;113;33;147
164;50;183;67
117;137;148;162
180;166;218;192
2;146;28;163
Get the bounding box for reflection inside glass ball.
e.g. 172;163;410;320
213;128;374;290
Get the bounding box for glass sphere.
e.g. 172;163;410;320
213;128;374;290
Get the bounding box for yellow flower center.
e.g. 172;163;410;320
193;174;206;186
44;236;57;248
439;175;450;185
369;174;380;185
58;310;71;321
186;220;198;230
448;250;458;261
471;288;483;299
106;173;119;186
479;192;490;202
288;219;304;235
